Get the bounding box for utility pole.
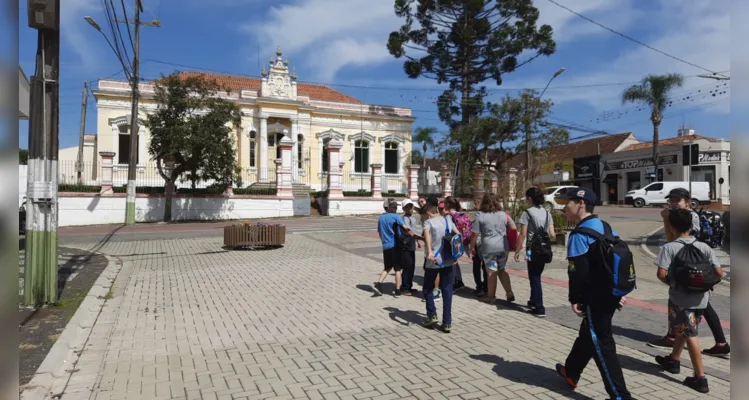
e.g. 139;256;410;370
115;1;160;225
25;0;60;306
76;81;88;184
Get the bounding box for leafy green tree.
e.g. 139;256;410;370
413;126;437;169
146;73;242;221
19;149;28;165
622;73;684;179
387;0;556;128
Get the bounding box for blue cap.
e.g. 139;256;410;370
556;187;597;205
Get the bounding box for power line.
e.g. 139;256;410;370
543;0;728;77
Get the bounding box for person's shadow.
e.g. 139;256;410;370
470;354;593;400
383;307;426;326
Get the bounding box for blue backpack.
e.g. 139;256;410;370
573;221;637;297
435;216;464;267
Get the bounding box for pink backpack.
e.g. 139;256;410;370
450;212;473;244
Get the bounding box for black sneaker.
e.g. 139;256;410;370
683;376;709;393
702;343;730;357
555;363;578;389
372;282;383;296
394;289;402;298
655;355;681;374
647;336;675;349
454;282;466;291
528;308;546;318
440;323;451;333
409;289;419;295
423;316;439;328
527;300;535;309
506;294;515;303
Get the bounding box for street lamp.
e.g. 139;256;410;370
696;74;730;81
527;67;566;183
84;16;130;77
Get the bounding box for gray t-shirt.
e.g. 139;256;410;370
403;213;423;236
518;206;551;244
656;237;721;309
423;216;457;269
472;211;513;255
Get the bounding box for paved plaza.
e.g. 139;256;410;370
28;214;730;400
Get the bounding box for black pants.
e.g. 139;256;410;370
667;301;726;344
527;260;546;312
473;253;488;291
401;250;416;291
565;304;631;400
454;262;464;286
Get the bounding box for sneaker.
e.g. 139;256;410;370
527;300;535;309
702;343;730;357
394;289;402;298
434;290;442;302
507;294;516;303
655;355;681;374
409;289;419;295
423;316;439;328
683;376;709;394
441;323;451;333
454;282;466;291
647;336;675;349
372;282;383;296
555;363;578;389
528;308;546;318
401;290;413;296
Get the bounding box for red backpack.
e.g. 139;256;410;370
450;212;473;244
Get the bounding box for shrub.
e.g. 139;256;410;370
58;184;101;193
343;190;372;197
112;185;165;194
233;187;276;195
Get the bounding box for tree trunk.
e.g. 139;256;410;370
164;178;175;222
652;114;661;182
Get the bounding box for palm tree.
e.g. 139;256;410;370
622;73;684;181
413;126;437;190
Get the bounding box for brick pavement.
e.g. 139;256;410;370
52;230;730;400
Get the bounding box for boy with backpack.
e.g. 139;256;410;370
399;199;422;296
422;203;463;333
443;197;470;291
653;208;724;394
553;188;633;400
647;188;730;356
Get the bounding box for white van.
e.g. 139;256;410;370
625;181;710;208
542;185;580;210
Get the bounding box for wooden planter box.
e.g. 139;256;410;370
224;224;286;249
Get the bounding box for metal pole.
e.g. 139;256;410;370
24;0;60;306
125;0;142;225
76;81;88;184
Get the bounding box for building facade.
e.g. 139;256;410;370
71;48;415;193
600;129;730;204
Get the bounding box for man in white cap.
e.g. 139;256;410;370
399;199;423;295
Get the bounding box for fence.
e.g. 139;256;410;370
342;167;371;194
382;175;406;196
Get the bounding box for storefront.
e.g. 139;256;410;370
692;149;730;201
572;155;601;203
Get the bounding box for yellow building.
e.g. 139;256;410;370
72;48;415;193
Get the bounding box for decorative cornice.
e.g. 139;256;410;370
267;121;289;134
108;115;146;126
348;131;376;143
379;133;406;144
316;129;345;141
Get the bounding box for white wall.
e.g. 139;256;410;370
57;195;294;226
19;164;27;206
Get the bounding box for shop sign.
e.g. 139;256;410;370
698;152;722;163
603;154;678;171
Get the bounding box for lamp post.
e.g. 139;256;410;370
526;68;566;183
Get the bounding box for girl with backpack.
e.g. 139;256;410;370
442;197;469;291
514;187;556;317
469;193;517;304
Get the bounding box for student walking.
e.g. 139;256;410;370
472;197;488;296
373;199;411;297
654;208;724;393
469;193;516;304
442;197;469;291
554;187;632;400
514;187;556;317
399;199;422;296
647;188;730;356
422;203;461;332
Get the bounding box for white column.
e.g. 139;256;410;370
291;120;299;183
111;125;120;165
259;116;268;182
138;125;146;166
318;137;323;178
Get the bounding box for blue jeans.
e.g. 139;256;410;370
423;266;454;324
527;260;546;312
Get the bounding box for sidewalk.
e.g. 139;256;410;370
23;228;731;400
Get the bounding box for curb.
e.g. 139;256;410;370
638;225;663;260
20;255;123;400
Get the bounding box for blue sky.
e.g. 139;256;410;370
18;0;730;152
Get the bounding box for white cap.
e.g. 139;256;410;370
401;199;415;209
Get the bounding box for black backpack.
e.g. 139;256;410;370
527;210;553;263
670;241;720;292
395;219;415;252
573;221;637;297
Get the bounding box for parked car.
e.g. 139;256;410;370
624;181;710;209
542;185;579;211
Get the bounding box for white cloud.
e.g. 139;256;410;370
506;0;730;114
244;0;398;81
60;0;101;71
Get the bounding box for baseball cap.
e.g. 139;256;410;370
555;187;597;205
383;198;398;208
401;199;415;209
665;188;690;200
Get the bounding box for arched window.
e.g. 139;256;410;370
354;139;370;173
249;130;256;167
297;134;304;170
384;141;399;174
322;138;331;173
